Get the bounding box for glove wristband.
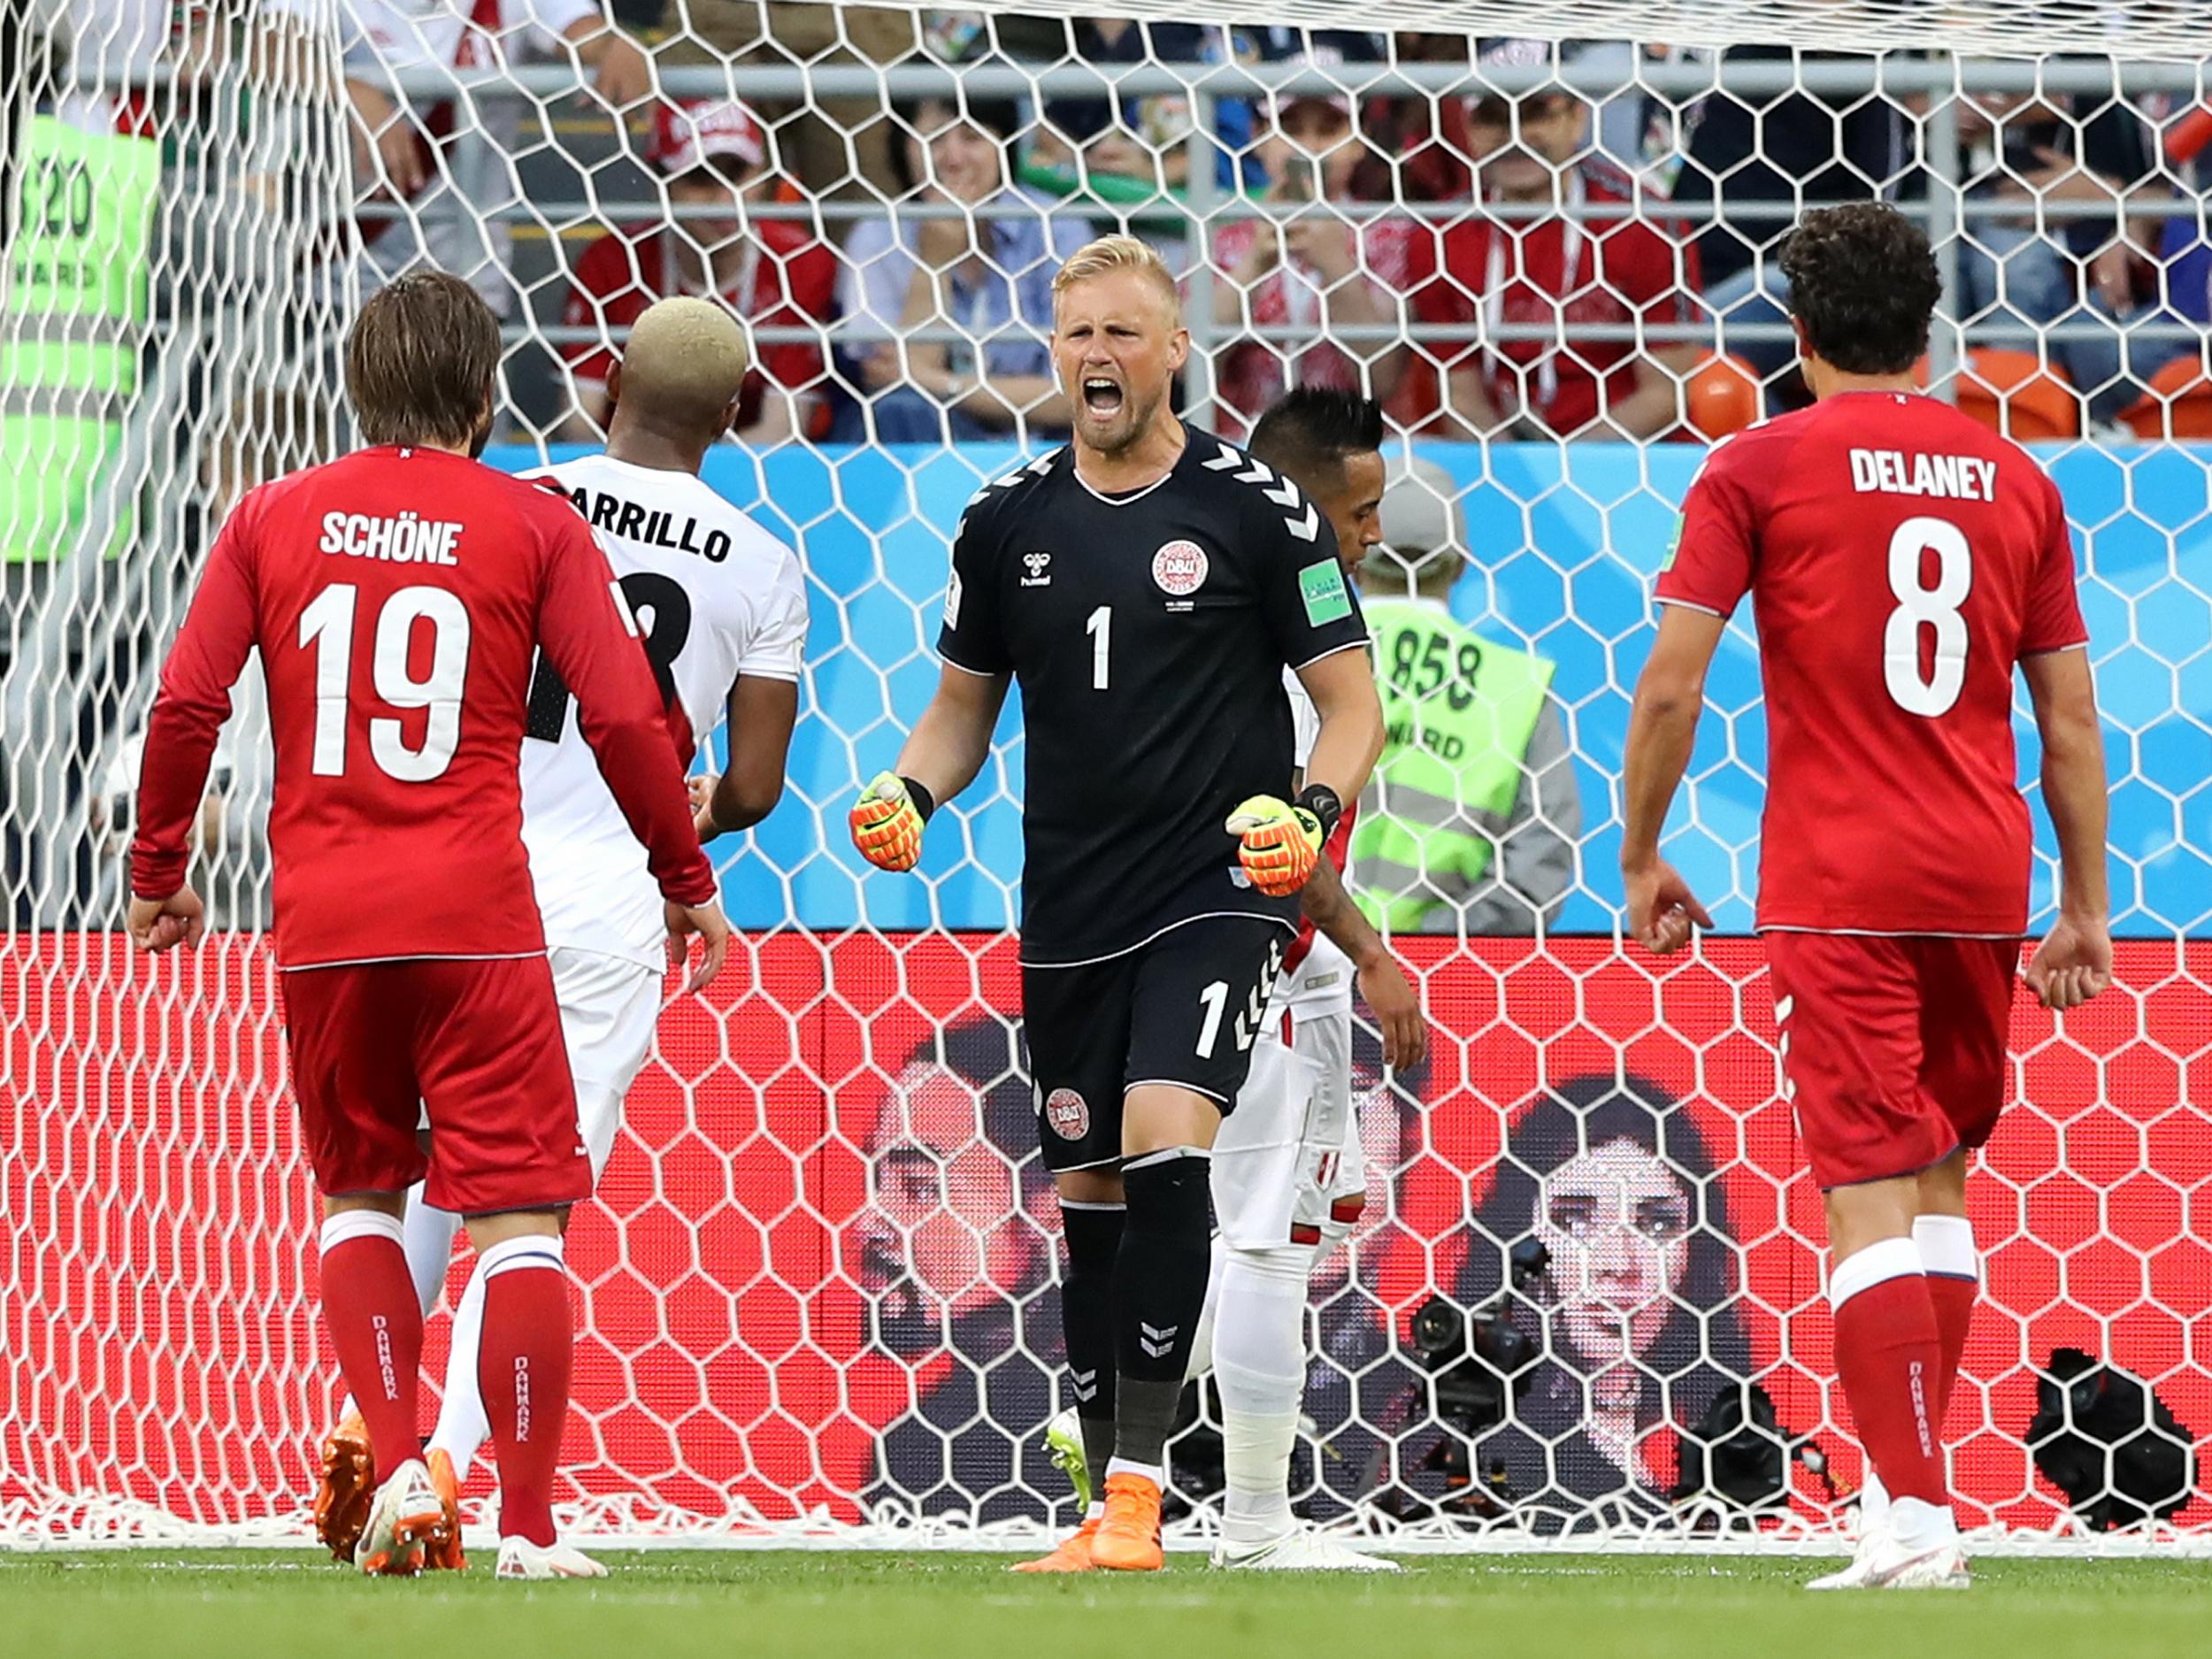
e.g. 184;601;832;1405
900;776;936;823
1294;783;1342;841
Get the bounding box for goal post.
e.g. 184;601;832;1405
4;2;2208;1550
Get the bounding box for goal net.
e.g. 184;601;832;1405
4;0;2207;1551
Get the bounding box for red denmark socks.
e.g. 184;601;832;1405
1914;1214;1979;1427
1829;1235;1947;1507
319;1210;425;1477
475;1234;573;1547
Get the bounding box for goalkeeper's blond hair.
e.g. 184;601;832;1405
1051;234;1181;327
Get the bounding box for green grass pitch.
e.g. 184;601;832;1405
6;1549;2208;1659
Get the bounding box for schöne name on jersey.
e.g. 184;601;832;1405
565;485;734;563
317;510;462;565
1848;448;1998;503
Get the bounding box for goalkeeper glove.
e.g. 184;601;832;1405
850;772;934;872
1225;785;1340;897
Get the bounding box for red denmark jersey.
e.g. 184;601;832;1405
1657;391;2087;936
132;446;717;968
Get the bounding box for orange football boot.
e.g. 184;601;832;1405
1087;1472;1165;1572
422;1448;468;1571
1009;1516;1101;1573
312;1407;375;1563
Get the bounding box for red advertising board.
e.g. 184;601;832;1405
4;933;2206;1533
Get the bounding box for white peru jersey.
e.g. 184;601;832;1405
1278;668;1354;1018
519;454;806;972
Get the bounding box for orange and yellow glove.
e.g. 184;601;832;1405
850;772;933;872
1226;791;1329;897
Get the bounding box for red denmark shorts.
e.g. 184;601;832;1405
1763;932;2022;1190
279;954;592;1215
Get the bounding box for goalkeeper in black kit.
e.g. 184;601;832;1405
849;235;1385;1572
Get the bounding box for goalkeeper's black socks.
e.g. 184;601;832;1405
1110;1147;1214;1475
1058;1198;1125;1489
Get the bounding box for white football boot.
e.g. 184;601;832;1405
1213;1528;1402;1571
1806;1525;1970;1591
354;1458;451;1577
495;1536;610;1580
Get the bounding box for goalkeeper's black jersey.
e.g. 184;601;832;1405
938;433;1370;966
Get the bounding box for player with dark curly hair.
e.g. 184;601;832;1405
1622;201;2111;1589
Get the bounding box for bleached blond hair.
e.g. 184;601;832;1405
619;296;751;431
1050;234;1182;327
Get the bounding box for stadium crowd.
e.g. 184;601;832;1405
8;4;2207;942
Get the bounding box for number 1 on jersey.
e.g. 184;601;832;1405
1087;605;1110;690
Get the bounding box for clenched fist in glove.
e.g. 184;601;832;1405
1226;784;1340;897
850;772;934;872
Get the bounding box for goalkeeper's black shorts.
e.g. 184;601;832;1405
1019;912;1288;1172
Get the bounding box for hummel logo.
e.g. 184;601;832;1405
1138;1322;1179;1360
1021;550;1053;588
1071;1365;1099;1402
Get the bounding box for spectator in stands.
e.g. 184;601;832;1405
1676;47;1908;395
1203;88;1412;439
1674;45;1909;297
329;0;649;319
835;96;1089;442
1025;18;1247;270
560;97;836;442
1367;35;1670;205
651;2;917;208
1410;39;1702;441
851;1018;1064;1526
1943;77;2185;422
1350;459;1579;936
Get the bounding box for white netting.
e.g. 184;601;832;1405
4;3;2208;1553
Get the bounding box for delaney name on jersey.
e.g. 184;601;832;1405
563;484;737;563
1848;448;1999;502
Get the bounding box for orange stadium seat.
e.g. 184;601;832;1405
1685;354;1763;440
2120;356;2212;440
1953;349;2081;442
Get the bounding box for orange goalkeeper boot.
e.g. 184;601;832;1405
312;1407;375;1563
1088;1472;1165;1572
422;1448;468;1571
1009;1516;1101;1573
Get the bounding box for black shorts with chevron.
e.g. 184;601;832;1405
1020;914;1287;1172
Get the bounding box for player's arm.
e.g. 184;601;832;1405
129;510;262;950
536;514;728;989
1233;511;1386;897
852;508;1011;872
2021;648;2113;1011
1620;605;1724;954
694;557;807;840
851;663;1010;872
694;673;800;839
1300;855;1425;1069
1626;442;1755;953
1295;644;1386;811
1232;646;1384;899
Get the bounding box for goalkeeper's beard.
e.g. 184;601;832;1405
1076;380;1166;460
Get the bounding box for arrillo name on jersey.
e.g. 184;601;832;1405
1275;667;1354;1018
519;454;807;972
